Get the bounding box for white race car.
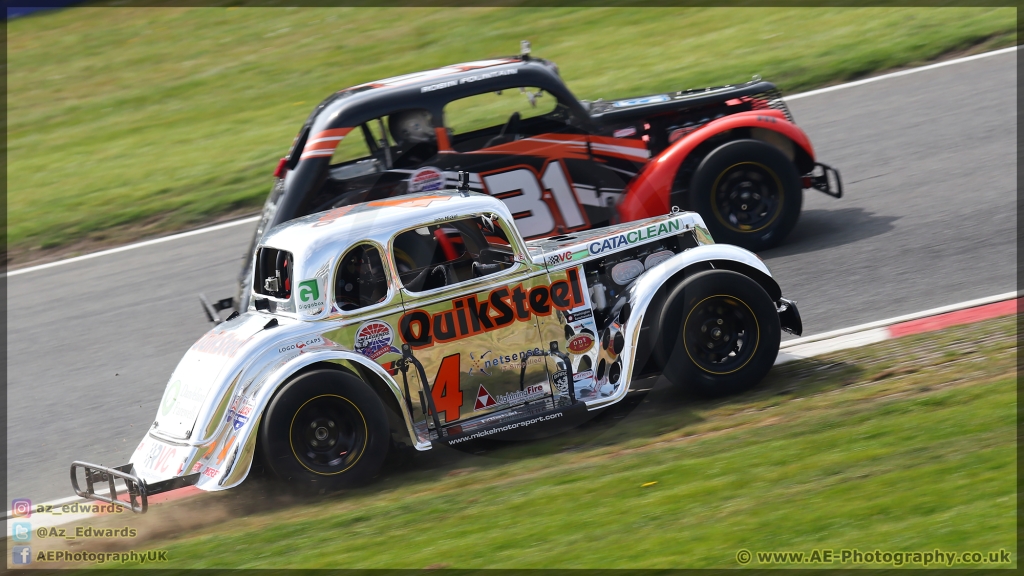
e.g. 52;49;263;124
72;175;801;512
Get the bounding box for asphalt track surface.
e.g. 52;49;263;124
7;50;1016;505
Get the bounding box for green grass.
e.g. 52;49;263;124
6;7;1017;259
56;315;1015;568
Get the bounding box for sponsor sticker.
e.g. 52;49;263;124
160;381;181;417
278;335;326;354
588;219;681;255
408;167;446;193
400;269;586;349
469;350;492;376
567;333;595;354
573;369;595;381
495;383;548;406
564;308;593;323
354;320;401;360
135;437;190;477
296;278;325;315
551;370;569;397
232;398;255;430
474;385;497;410
611;94;670;108
484;348;544;371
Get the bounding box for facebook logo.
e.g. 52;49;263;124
13;546;32;565
11;521;32;542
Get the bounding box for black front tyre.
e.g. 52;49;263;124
260;369;390;492
690;139;802;251
658;270;781;397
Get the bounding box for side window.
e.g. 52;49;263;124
328;109;439;176
334;244;389;311
443;87;568;153
253;247;293;299
393;215;517;293
387;108;439;169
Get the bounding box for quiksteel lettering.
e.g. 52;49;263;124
400;269;585;349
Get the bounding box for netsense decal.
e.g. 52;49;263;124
400;269;585;350
589;219;681;255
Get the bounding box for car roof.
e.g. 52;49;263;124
260;190;520;280
298;57;576;142
340;58;523;94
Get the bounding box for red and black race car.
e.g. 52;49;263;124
212;43;841;317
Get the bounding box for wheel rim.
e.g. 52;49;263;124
289;394;367;475
710;162;784;233
683;295;760;375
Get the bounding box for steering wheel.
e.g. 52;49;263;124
485;111;521;148
472;261;503;278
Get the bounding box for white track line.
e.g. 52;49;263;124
4;215;260;278
779;290;1020;348
776;291;1019;365
784;45;1018;101
4;44;1017;279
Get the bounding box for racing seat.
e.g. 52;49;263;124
485;111;521;148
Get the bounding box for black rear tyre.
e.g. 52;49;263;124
260;369;390;492
690;139;802;251
657;270;780;397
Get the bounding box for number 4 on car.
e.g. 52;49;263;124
71;175;802;512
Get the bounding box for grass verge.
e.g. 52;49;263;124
31;315;1016;569
6;7;1018;263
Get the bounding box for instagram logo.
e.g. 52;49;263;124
11;498;32;518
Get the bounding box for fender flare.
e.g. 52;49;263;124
618;110;816;221
584;243;780;411
213;349;427;491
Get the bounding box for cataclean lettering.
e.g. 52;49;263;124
400;269;586;349
589;219;681;255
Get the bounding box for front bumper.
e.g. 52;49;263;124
70;461;199;514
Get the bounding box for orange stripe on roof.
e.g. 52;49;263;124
311;128;353;140
300;128;353;158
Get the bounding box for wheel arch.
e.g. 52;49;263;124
619;110;815;221
215;350;426;491
583;243;778;405
630;254;781;377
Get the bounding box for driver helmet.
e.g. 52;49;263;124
389;109;435;146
